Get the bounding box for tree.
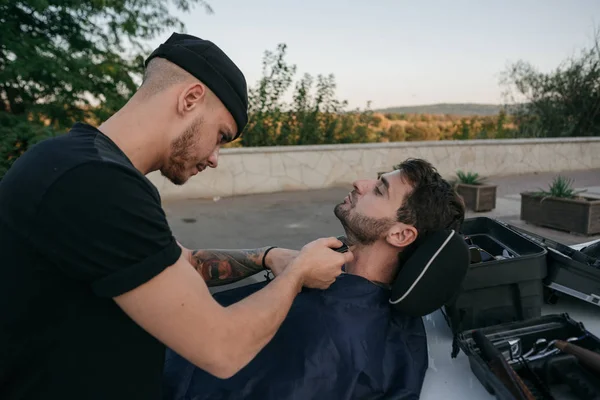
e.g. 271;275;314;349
242;43;296;147
501;29;600;138
386;124;406;142
0;0;212;178
242;43;374;146
0;0;212;129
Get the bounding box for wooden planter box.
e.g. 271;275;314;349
456;183;497;212
520;192;600;235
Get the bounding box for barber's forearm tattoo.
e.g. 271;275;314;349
190;248;270;287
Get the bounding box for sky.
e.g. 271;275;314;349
144;0;600;110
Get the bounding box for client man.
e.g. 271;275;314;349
163;158;465;400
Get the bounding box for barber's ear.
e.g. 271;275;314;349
177;83;206;115
387;224;418;249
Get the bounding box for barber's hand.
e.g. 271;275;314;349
289;237;354;289
265;248;300;277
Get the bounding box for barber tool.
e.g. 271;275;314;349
468;246;496;263
508;338;549;366
334;236;349;253
524;336;582;362
472;330;536;400
493;338;522;361
523;338;548;358
555;340;600;377
468;246;482;263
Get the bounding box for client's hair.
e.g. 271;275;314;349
394;158;465;236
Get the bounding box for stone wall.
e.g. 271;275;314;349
147;137;600;201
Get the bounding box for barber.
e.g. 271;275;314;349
0;32;353;400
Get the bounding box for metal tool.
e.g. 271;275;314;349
524;336;581;362
508;339;522;359
522;338;548;359
473;331;536;400
508;338;546;366
494;338;522;361
506;334;590;366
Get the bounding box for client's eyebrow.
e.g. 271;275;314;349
381;176;390;191
377;176;390;198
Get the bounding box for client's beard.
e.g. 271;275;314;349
333;203;395;246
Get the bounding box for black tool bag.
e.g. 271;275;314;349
445;217;600;399
506;226;600;308
443;218;548;338
456;314;600;400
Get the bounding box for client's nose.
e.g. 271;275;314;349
352;179;371;194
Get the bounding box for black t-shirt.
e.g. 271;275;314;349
0;122;182;399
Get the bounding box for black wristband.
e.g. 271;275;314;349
262;246;278;270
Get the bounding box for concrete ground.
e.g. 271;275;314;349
164;168;600;250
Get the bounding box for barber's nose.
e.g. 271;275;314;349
208;147;219;168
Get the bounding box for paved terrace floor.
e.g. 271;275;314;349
163;168;600;399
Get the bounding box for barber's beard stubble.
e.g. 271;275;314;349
161;117;204;185
334;201;395;246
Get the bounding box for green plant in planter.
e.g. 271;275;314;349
455;170;486;186
520;175;599;235
454;170;496;212
533;175;586;199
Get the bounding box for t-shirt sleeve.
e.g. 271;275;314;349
29;161;182;298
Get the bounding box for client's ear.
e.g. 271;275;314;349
387;223;418;249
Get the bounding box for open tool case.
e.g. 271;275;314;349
446;217;600;399
457;314;600;400
508;227;600;307
443;217;548;335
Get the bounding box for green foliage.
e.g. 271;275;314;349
5;0;597;183
0;0;211;130
0;112;61;178
0;0;212;179
386;124;406;141
455;170;486;185
501;30;600;138
459;120;470;140
241;43;375;146
384;113;407;121
495;109;508;137
241;43;296;147
533;175;585;199
404;124;428;141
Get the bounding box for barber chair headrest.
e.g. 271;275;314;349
388;229;470;317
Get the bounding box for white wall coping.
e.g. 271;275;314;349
151;137;600;200
222;137;600;154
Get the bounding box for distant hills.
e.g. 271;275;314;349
375;103;504;116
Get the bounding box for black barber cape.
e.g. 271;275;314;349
162;274;429;400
